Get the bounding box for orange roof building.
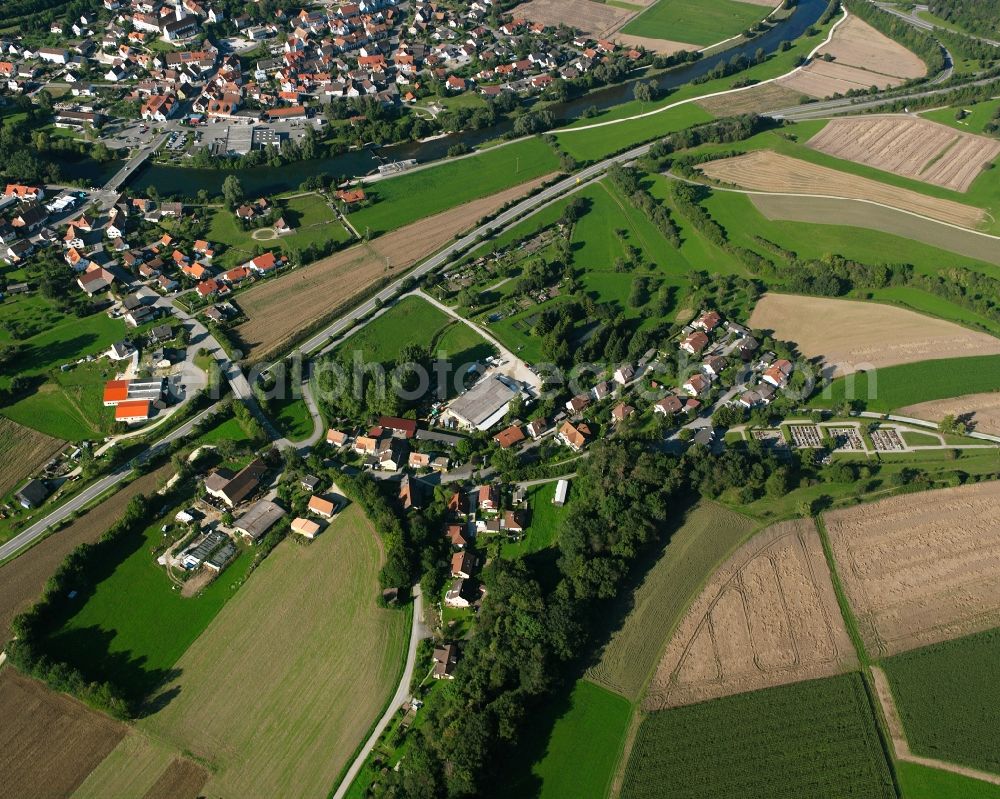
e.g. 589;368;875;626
114;399;152;422
103;379;130;405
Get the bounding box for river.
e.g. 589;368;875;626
128;0;829;198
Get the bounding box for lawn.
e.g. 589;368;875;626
43;490;255;700
503;679;632;799
622;0;772;45
334;295;454;365
347;137;560;236
898;762;1000;799
621;674;895;799
502;482;567;558
275;193;353;258
139;503;410;799
900;430;941;447
920;99;1000;137
884;627;1000;775
586;502;757;700
809;355;1000;413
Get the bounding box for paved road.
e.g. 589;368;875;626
104;133;169;191
0;403;219;563
332;586;429;799
875;2;1000;47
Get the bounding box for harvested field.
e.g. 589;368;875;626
645;519;856;710
825;482;1000;656
140;503;409;799
807;116;1000;192
586;503;756;700
234;176;550;359
696;82;805;116
748;194;1000;266
73;733;179;799
514;0;631;38
777;16;924;98
817;15;925;78
899;392;1000;436
0;668;126;799
699;150;986;228
0;417;64;499
0;464;172;649
748;293;1000;377
141;759;208;799
613;33;697;54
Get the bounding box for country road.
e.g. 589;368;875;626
332;586;430;799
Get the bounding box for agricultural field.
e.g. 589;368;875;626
695;82;803;116
0;668;126;799
513;0;636;38
812;354;1000;412
0;464;173;650
42;486;255;700
620;0;775;47
746;193;1000;267
621;674;895;799
234;177;547;359
73;732;206;799
807;116;1000;193
748;293;1000;378
586;503;756;700
699;150;986;228
825;482;1000;656
645;520;856;710
899;392;1000;436
348;138;559;236
0;417;64;499
139;503;409;799
777;15;926;97
884;627;1000;775
503;679;633;799
898;761;1000;799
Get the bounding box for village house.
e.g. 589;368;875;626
680;331;710;356
432;643;458;679
451;550;477;579
653;394;683;416
327;428;352;447
307;494;337;519
493;424;525;449
444;522;471;549
291;517;323;539
204;458;268;507
557;420;591;451
683;373;711;398
445;578;480;608
478;483;499;511
763;359;794;389
693;310;723;332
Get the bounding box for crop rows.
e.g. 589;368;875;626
621;673;895;799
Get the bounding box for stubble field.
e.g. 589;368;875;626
0;417;64;499
825;482;1000;656
747;292;1000;377
139;503;409;799
0;668;125;799
644;520;856;710
234;177;550;359
777;15;925;98
807;116;1000;192
513;0;635;38
699;150;986;227
899;392;1000;436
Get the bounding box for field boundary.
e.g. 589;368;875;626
871;665;1000;787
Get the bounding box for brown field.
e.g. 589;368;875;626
899;392;1000;436
749;292;1000;377
73;733;180;799
141;759;208;799
514;0;632;37
139;503;409;799
0;417;64;499
806;116;1000;193
696;82;805;116
614;33;697;54
234;176;550;360
748;194;1000;266
0;668;126;799
0;464;172;649
645;520;855;710
748;292;1000;377
698;150;986;228
825;482;1000;656
778;16;925;98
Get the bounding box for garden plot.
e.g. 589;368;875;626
825;482;1000;656
645;519;856;710
788;424;822;448
870;427;905;451
807;116;1000;193
827;426;864;451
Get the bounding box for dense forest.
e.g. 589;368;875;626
928;0;1000;38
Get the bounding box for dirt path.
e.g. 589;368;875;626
870;665;1000;786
